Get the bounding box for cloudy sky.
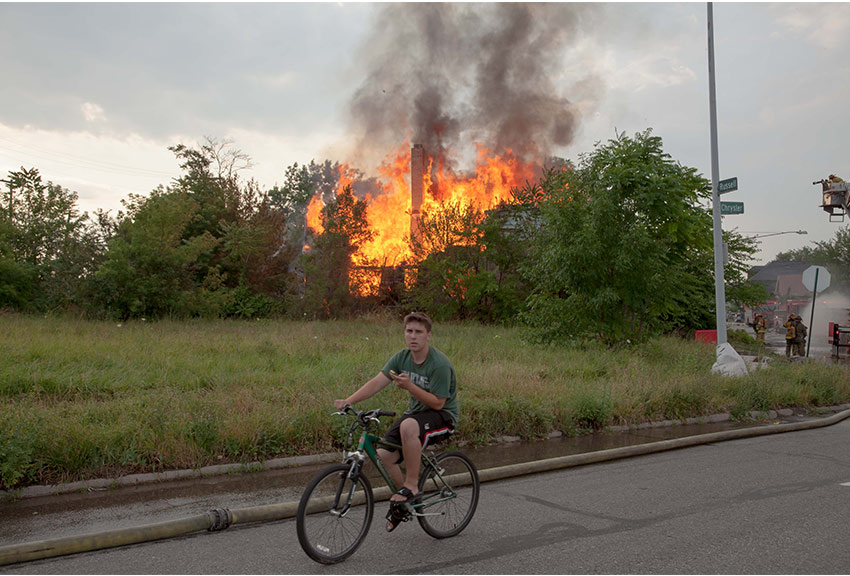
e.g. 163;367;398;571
1;2;849;265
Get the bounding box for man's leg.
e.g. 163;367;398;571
390;417;422;501
376;448;404;490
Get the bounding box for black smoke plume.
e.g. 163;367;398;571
346;3;595;174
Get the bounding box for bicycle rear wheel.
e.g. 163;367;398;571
296;463;373;564
417;450;479;538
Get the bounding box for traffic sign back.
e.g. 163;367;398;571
802;265;830;292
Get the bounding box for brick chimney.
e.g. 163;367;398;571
410;144;424;240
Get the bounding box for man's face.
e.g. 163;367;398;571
404;321;431;353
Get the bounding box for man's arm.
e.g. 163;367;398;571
333;372;392;410
389;372;447;410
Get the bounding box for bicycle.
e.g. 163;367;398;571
296;405;480;564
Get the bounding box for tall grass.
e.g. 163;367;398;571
2;313;850;490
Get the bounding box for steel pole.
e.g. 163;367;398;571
807;268;819;357
707;2;727;345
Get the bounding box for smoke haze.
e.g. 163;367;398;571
800;292;850;352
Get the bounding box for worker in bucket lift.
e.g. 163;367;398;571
828;174;844;183
783;314;797;358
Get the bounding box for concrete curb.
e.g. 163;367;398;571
10;405;847;501
2;407;850;567
5;453;340;500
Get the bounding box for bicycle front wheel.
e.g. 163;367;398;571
296;463;374;564
417;450;479;538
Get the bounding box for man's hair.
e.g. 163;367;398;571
404;311;432;332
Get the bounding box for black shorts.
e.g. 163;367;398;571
382;411;454;460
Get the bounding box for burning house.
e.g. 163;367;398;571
302;4;590;301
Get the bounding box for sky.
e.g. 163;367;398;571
1;2;849;265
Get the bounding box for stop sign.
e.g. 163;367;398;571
802;265;830;292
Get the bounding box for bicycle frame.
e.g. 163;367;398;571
338;414;456;515
298;408;479;565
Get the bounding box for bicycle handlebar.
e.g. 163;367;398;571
333;404;396;422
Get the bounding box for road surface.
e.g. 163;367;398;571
4;419;850;574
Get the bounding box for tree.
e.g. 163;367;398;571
723;230;771;310
470;202;539;323
776;225;850;294
775;245;823;263
0;167;103;312
405;201;485;320
0;218;36;310
92;188;213;318
299;185;373;318
522;129;721;343
1;168;84;267
167;137;252;280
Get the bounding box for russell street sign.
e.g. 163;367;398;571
719;177;738;194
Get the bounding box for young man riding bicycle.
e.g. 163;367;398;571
333;311;459;532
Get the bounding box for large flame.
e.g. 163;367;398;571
305;142;538;294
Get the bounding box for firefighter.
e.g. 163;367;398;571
793;315;808;357
783;314;797;358
754;313;767;343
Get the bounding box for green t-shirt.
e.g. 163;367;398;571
382;346;459;426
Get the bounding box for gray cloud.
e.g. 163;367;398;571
0;3;370;139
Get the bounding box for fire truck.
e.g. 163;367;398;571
746;299;809;333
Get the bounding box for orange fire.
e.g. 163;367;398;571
305;142;538;292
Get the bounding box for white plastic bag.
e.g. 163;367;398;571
711;342;748;377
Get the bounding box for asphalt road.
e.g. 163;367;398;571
4;419;850;574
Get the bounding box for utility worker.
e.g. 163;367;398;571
828;174;845;183
754;313;767;343
784;314;797;358
794;315;808;357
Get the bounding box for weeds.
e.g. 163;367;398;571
571;389;612;430
2;314;850;490
0;424;36;488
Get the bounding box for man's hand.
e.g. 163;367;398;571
389;370;446;411
333;399;348;410
389;370;411;391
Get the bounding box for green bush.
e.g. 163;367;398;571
220;285;281;319
0;425;37;490
571;389;612;430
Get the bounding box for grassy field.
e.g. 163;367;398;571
2;313;850;491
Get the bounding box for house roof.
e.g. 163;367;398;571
748;260;817;298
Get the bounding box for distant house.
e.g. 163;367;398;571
748;261;813;300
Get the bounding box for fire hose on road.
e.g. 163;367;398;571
2;408;850;567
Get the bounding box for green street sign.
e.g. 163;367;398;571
718;177;738;194
720;201;744;215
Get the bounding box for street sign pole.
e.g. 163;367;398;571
802;265;831;357
807;268;819;357
707;3;727;346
